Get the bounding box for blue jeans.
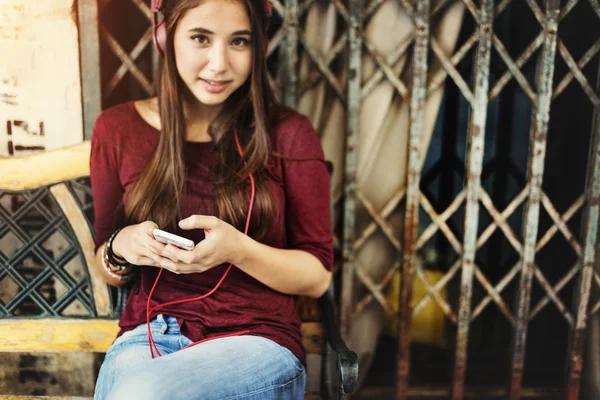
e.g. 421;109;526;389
94;314;306;399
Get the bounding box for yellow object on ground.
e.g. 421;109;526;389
383;270;447;347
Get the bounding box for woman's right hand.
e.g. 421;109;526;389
111;221;166;267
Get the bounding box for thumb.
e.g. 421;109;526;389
179;215;218;230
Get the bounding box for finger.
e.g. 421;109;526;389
151;242;179;263
179;215;219;231
134;245;167;267
158;259;194;274
155;258;178;272
164;244;195;264
144;235;167;254
141;221;159;237
132;256;159;267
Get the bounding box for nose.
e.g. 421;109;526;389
207;42;228;74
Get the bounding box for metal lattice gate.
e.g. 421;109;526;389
73;0;600;398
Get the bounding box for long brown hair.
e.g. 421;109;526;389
125;0;277;240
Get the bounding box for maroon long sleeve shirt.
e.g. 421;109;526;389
90;101;333;365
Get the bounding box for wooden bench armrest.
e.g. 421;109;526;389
0;319;119;352
0;142;91;191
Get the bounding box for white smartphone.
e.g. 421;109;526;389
153;228;195;251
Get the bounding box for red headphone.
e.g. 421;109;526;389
150;0;273;55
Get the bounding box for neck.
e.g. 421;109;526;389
183;98;222;143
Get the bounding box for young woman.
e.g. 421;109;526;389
90;0;333;398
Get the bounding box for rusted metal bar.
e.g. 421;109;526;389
356;191;402;250
536;195;585;251
427;33;477;96
507;2;560;398
473;267;514;323
413;259;461;317
362;39;410;101
540;193;582;254
99;25;153;95
77;0;102;140
430;37;474;105
557;41;600;107
525;0;544;24
354;260;396;315
362;33;415;100
566;59;600;400
477;187;528;249
489;35;543;101
529;263;579;321
492;34;536;103
472;263;520;320
340;0;363;340
298;32;351;98
363;0;387;21
496;0;515;15
553;39;600;101
354;189;406;251
354;259;401;316
397;0;429;398
533;267;574;326
417;190;465;251
283;0;299;108
590;0;600;18
296;32;346;102
451;0;494;398
325;33;349;65
414;261;457;323
105;30;154;98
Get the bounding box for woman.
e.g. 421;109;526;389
91;0;332;398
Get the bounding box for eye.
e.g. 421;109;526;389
191;34;209;45
231;37;250;48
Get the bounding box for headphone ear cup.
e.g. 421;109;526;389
264;0;272;18
154;21;167;54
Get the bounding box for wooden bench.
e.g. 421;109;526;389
0;142;358;399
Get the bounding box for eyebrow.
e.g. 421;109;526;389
188;28;252;36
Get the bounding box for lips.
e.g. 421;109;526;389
200;78;232;94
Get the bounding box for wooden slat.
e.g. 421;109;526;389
0;319;322;355
77;0;102;141
301;321;324;354
50;183;111;316
0;319;119;352
0;142;90;191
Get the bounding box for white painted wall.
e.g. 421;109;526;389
0;0;83;157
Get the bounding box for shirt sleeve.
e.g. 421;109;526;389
280;115;334;271
90;113;125;252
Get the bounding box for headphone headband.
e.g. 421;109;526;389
150;0;164;13
152;0;272;55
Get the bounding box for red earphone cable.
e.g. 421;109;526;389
145;129;255;358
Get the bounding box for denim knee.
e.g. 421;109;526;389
106;374;168;400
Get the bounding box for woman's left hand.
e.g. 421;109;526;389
149;215;245;274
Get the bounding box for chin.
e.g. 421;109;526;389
193;90;229;106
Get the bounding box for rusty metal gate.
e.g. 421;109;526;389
73;0;600;398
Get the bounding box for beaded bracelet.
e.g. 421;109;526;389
101;243;135;282
107;229;131;270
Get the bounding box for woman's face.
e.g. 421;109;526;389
173;0;253;108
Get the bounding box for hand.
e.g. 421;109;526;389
111;221;171;267
149;215;246;274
